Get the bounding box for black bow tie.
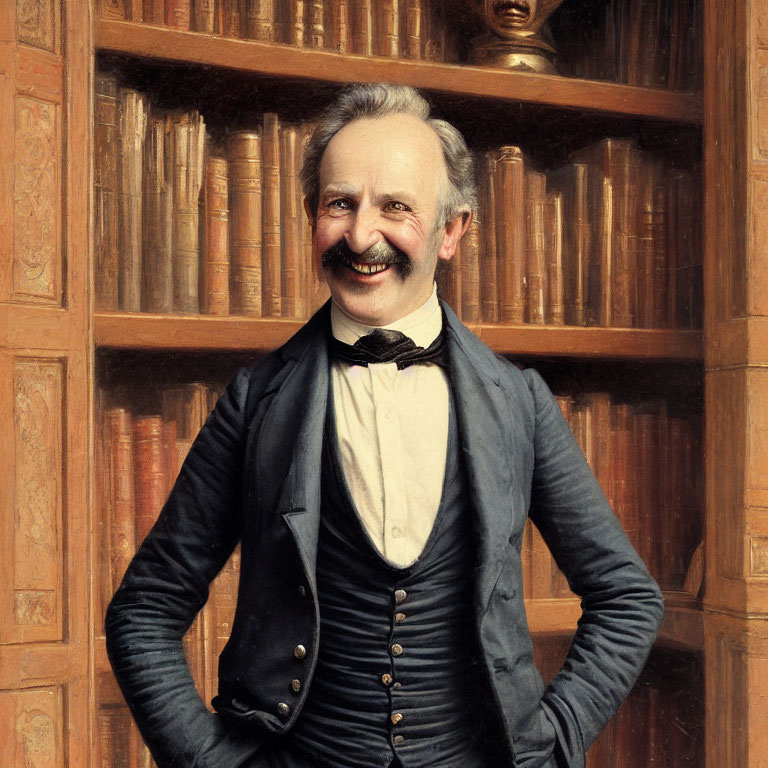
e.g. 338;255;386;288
331;328;448;370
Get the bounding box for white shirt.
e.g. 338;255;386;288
330;287;450;567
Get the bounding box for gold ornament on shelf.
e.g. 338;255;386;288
470;0;564;74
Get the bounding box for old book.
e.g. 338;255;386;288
162;419;177;499
377;0;399;57
202;155;230;315
133;416;167;545
193;0;216;31
404;0;421;59
117;88;148;313
171;111;206;314
521;519;533;600
579;391;613;507
421;0;447;61
552;394;574;598
162;382;212;439
545;191;565;325
309;0;324;46
244;0;275;40
229;130;263;316
280;126;304;319
525;170;547;325
287;0;305;44
461;215;480;323
495;146;526;324
165;0;190;28
436;241;461;317
221;0;241;35
610;403;635;547
142;114;174;313
98;706;132;768
325;0;349;52
262;113;282;317
529;522;553;599
94;73;120;311
479;151;499;322
350;0;372;54
143;0;164;24
633;402;661;577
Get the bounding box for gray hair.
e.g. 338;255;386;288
301;83;476;226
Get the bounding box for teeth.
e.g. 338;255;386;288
350;262;389;275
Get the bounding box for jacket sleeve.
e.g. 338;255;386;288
105;367;265;768
522;368;665;768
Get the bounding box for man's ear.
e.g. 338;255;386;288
437;209;472;262
303;197;316;230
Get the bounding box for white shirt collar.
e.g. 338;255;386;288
330;284;443;349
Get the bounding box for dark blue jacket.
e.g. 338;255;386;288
105;300;664;768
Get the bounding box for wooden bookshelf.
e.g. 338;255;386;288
95;19;702;124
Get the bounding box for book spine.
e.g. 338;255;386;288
461;215;481;323
172;112;206;314
436;243;461;317
479;152;499;322
495;146;526;324
546;191;564;325
164;0;191;28
229;131;263;315
162;419;177;499
133;415;166;546
117;89;148;313
309;0;324;46
202;156;231;315
377;0;399;57
280;126;304;318
142;115;174;313
326;0;349;52
596;176;613;326
611;141;639;328
94;74;120;311
650;160;669;329
525;170;547;325
404;0;421;59
244;0;275;40
421;0;445;61
193;0;216;31
350;0;372;54
288;0;305;45
142;0;164;24
262;113;282;317
221;0;242;36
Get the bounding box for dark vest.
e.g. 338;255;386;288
287;386;495;768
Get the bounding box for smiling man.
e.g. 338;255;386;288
106;84;664;768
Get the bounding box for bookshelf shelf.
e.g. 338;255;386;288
95;19;702;124
95;311;703;359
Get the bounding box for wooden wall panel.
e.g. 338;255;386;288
0;686;64;768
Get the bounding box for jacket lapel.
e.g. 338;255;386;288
442;302;521;615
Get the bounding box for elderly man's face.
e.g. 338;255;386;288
311;113;465;326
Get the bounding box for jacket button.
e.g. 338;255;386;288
293;644;307;660
298;585;306;597
381;673;394;686
391;712;404;725
277;702;290;717
394;589;407;604
291;679;302;693
395;612;406;623
393;734;405;745
391;643;403;656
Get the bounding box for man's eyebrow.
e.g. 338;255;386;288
320;183;359;198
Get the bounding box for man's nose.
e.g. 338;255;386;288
344;205;382;254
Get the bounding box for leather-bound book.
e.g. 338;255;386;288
610;403;635;547
171;111;206;313
350;0;372;54
97;706;132;768
288;0;305;45
143;0;163;24
133;416;167;546
461;214;480;323
479;151;499;322
572;138;639;328
633;401;662;578
551;394;575;598
547;163;597;327
142;114;173;313
546;191;564;325
377;0;399;57
404;0;421;59
221;0;241;36
165;0;190;28
309;0;324;47
495;146;526;324
262;113;282;317
436;239;461;317
202;155;230;315
530;521;554;599
94;73;120;311
244;0;275;40
280;126;304;318
193;0;216;31
162;419;177;499
521;518;533;600
579;391;613;508
229;130;263;315
325;0;349;52
117;88;148;313
103;407;135;602
421;0;446;61
525;170;547;325
161;381;211;439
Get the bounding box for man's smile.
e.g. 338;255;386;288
346;261;391;275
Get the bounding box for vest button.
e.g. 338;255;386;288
394;589;407;604
277;702;290;717
293;644;307;660
298;585;306;597
291;679;302;693
381;673;394;686
393;735;405;745
391;643;403;656
395;612;406;623
391;712;404;725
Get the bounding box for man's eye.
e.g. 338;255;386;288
328;199;351;210
385;201;411;213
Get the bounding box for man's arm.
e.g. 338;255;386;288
523;367;665;767
104;367;264;768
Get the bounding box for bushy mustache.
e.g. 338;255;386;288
321;239;413;278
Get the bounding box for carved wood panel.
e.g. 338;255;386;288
16;0;59;53
0;686;63;768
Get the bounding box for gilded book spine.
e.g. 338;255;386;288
245;0;275;40
377;0;399;57
280;126;303;319
404;0;421;59
524;170;547;325
461;215;480;323
165;0;190;28
546;191;564;325
479;151;499;322
309;0;324;46
350;0;372;54
193;0;216;31
326;0;349;52
262;113;282;317
143;0;164;24
202;156;230;315
133;416;166;546
221;0;242;36
229;131;263;316
94;74;119;311
288;0;306;45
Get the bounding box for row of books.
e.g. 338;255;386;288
522;390;702;600
554;0;701;91
98;701;158;768
95;78;702;329
98;0;458;61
